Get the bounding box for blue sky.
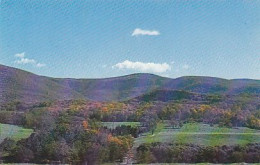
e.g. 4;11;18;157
0;0;259;79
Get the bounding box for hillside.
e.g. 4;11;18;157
0;64;84;103
51;73;166;101
131;89;201;102
0;64;259;103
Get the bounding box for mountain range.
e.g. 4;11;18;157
0;64;259;103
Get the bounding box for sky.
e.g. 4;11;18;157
0;0;259;79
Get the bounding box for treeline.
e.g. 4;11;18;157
0;97;260;164
157;103;260;129
1;97;259;130
0;111;133;164
137;142;260;163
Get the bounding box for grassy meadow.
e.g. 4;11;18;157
0;123;33;143
134;122;260;147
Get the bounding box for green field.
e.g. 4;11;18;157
102;122;140;129
135;122;260;147
0;123;33;143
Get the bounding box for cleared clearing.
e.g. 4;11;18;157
102;122;140;129
134;122;260;147
0;123;33;143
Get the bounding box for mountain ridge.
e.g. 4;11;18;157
0;64;259;103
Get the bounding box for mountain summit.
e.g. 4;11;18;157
0;64;259;103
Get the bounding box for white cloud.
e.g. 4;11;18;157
15;52;25;58
112;60;171;73
36;63;46;68
182;64;190;70
132;28;160;36
14;52;46;68
15;57;36;64
161;73;170;78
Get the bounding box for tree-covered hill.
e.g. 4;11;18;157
1;64;259;103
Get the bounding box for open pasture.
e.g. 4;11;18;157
135;122;260;147
0;123;33;143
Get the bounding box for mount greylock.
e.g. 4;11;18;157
0;64;259;103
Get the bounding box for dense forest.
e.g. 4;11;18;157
0;92;259;164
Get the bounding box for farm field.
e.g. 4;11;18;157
0;123;33;143
134;122;260;147
102;122;140;129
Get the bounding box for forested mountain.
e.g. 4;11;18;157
0;64;259;103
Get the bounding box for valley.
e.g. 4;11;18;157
0;65;259;164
